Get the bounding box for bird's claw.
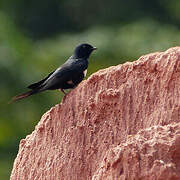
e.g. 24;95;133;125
59;89;67;95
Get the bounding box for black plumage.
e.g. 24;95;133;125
11;43;97;102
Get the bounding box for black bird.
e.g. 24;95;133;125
12;43;97;102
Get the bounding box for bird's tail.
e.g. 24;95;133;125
10;90;38;103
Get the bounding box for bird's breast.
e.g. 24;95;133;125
83;69;87;77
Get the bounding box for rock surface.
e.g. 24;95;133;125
11;47;180;180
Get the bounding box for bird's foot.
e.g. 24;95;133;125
59;89;67;95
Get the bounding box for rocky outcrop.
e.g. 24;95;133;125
10;47;180;180
92;123;180;180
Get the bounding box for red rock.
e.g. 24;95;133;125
10;47;180;180
92;124;180;180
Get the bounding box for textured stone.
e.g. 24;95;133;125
92;124;180;180
11;47;180;180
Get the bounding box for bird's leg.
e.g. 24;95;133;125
59;88;67;95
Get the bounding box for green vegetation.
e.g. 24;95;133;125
0;0;180;179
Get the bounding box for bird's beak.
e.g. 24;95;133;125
92;47;97;50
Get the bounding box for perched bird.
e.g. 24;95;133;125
11;43;97;102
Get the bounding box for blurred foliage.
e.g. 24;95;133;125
1;0;180;38
0;0;180;179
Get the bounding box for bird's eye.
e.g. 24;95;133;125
83;45;86;48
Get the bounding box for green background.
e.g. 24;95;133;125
0;0;180;179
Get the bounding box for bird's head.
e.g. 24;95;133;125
74;43;97;59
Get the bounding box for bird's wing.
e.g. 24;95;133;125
40;65;76;90
27;70;55;89
28;57;86;91
40;59;87;90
